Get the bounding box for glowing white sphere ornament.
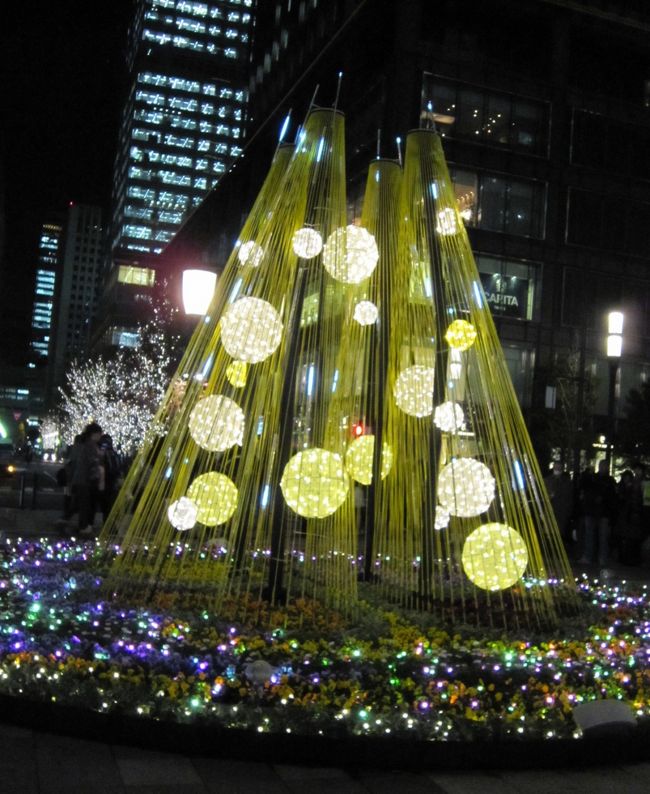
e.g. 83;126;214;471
237;240;265;267
445;319;477;352
322;225;379;284
292;227;323;258
168;496;198;531
280;448;349;519
462;523;528;591
344;435;393;485
393;365;435;418
434;401;465;433
187;472;238;526
353;300;378;326
221;297;283;363
438;458;495;517
189;395;245;452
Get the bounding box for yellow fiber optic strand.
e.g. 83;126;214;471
373;129;577;628
102;109;362;616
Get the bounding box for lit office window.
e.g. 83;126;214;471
118;265;156;287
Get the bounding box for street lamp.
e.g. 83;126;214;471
182;269;217;316
605;310;624;466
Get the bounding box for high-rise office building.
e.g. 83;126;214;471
30;218;63;363
110;0;253;258
93;0;255;350
48;203;104;399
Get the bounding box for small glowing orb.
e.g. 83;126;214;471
434;505;450;530
189;395;245;452
237;240;264;267
438;458;495;517
462;523;528;591
394;365;435;417
344;435;393;485
292;227;323;258
322;225;379;284
187;472;238;526
226;360;248;388
221;297;283;363
168;497;198;531
280;448;349;518
436;207;458;236
445;319;477;352
353;300;378;326
434;401;465;433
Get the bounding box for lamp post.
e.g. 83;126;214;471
605;310;623;467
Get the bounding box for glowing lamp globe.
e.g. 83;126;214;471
434;505;450;531
436;207;458;236
344;435;393;485
237;240;265;267
221;297;283;363
394;365;435;417
353;300;378;326
445;319;477;352
187;472;238;526
322;225;379;284
462;523;528;591
182;269;217;315
189;395;245;452
168;496;198;531
280;448;349;519
226;360;248;388
438;458;495;517
292;227;323;258
434;401;465;433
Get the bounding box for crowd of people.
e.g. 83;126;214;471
56;422;124;537
544;459;649;573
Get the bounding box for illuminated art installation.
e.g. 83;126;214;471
101;106;577;629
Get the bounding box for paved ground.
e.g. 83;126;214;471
2;507;650;791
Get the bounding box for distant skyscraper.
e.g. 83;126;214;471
49;204;104;397
110;0;253;259
30;218;63;363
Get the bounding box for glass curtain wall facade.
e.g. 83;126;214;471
110;0;253;258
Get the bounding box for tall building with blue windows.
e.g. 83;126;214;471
92;0;254;351
30;219;63;363
110;0;253;259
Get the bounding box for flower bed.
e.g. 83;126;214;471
1;537;649;745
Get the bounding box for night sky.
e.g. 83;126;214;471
2;3;133;365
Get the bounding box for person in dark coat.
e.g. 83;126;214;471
71;422;103;537
616;469;644;565
577;460;618;568
98;434;121;522
544;461;573;547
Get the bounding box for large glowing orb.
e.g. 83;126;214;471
434;401;465;433
168;496;198;531
393;365;435;417
189;395;245;452
187;472;238;526
438;458;495;517
445;319;477;352
226;360;248;388
292;227;323;259
353;300;378;326
344;435;393;485
221;297;283;363
280;448;349;518
322;225;378;284
462;523;528;591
